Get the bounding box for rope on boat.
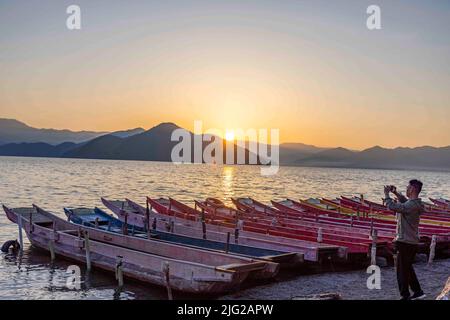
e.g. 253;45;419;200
428;235;437;264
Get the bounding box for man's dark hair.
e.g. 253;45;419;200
409;179;423;194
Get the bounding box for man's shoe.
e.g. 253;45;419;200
410;291;426;300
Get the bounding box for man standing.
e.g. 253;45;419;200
384;180;426;300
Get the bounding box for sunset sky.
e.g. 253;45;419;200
1;0;449;149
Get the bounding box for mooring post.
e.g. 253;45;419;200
370;229;378;266
29;212;33;233
146;202;150;230
17;215;24;255
152;217;157;230
123;212;128;235
84;231;92;271
350;215;354;227
201;210;206;240
48;240;55;261
428;235;437;264
163;262;173;300
225;232;230;253
115;256;124;287
317;227;323;243
234;227;239;244
94;217;99;229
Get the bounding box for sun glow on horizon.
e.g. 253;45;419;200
225;130;235;142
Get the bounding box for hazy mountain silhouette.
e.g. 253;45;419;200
278;143;328;165
109;128;145;138
1;119;450;171
0;142;78;157
0;118;106;145
64;122;263;163
294;145;450;171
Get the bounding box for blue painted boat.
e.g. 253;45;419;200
64;207;303;266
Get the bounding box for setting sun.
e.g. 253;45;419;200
225;131;235;141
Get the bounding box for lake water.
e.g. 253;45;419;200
1;156;449;300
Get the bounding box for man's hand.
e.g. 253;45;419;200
384;185;391;197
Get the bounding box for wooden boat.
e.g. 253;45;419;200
103;197;344;263
339;196;450;226
64;206;289;271
195;198;390;258
357;196;450;219
430;198;450;209
2;205;261;294
271;199;450;255
232;197;280;216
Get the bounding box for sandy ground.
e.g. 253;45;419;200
220;258;450;300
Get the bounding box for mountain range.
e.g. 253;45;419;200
1;118;450;171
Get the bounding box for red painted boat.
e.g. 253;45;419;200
102;198;344;263
196;198;389;256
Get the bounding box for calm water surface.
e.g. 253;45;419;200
1;156;449;300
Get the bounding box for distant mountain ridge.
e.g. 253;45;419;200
294;145;450;171
1;118;450;171
0;118;106;145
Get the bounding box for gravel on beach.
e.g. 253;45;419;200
220;258;450;300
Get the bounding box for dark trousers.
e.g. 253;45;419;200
395;241;422;298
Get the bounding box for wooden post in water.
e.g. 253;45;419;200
370;229;378;266
29;212;33;233
48;240;55;261
123;212;128;236
94;217;99;229
317;227;323;243
428;235;437;264
350;215;354;227
84;231;92;271
225;232;230;253
146;202;150;233
115;256;124;287
17;215;24;255
201;209;206;240
163;262;173;300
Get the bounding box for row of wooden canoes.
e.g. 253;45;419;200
3;205;282;294
3;195;449;294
